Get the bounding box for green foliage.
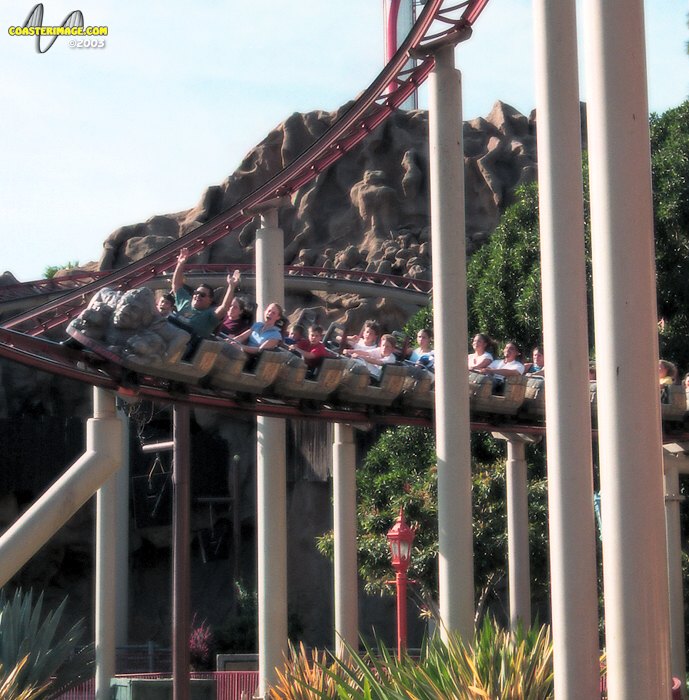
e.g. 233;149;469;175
271;618;556;699
467;183;543;353
215;581;303;654
43;261;80;279
403;303;433;340
318;426;438;599
0;657;49;700
271;642;360;699
317;427;550;618
651;101;689;371
215;582;258;653
0;589;93;699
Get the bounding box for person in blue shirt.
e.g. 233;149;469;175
408;328;434;370
524;346;545;377
230;302;284;355
171;247;240;338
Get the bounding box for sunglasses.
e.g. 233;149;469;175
193;290;209;298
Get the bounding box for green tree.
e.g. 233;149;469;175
651;101;689;371
317;426;549;621
43;261;79;279
466;183;543;354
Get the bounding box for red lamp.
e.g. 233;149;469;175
387;507;415;655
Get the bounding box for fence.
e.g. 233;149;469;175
56;672;259;700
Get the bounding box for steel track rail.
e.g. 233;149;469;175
2;0;487;337
0;267;432;305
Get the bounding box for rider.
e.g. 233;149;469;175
171;247;240;338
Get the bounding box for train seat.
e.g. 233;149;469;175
469;372;527;415
335;363;408;407
592;381;686;423
209;345;292;394
661;384;686;422
273;355;349;401
400;365;435;410
522;376;546;419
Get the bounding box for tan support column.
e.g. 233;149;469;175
253;200;288;698
95;395;125;700
333;423;358;653
115;411;130;648
172;404;191;700
663;445;688;696
492;433;537;629
533;1;601;697
584;0;671;695
0;387;122;587
428;44;474;641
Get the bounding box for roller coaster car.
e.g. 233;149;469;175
400;364;435;411
589;380;598;421
660;384;686;423
468;372;528;416
272;354;350;402
522;376;546;419
334;363;409;407
66;287;224;384
590;381;686;424
207;343;292;395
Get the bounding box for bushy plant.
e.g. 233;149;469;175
0;589;93;699
270;642;361;700
0;657;48;700
43;261;80;279
271;618;555;699
189;616;214;671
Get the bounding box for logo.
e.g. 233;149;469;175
8;4;108;53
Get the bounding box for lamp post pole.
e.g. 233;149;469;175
394;568;409;657
387;508;415;657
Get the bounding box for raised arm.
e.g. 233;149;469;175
214;269;241;319
171;247;190;293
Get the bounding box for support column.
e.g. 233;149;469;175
254;201;288;698
333;423;358;653
584;1;671;696
0;387;122;587
491;434;535;629
532;1;601;698
172;404;191;700
663;447;687;696
428;44;474;641
95;393;123;700
115;411;130;648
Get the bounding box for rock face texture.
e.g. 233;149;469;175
94;101;540;339
98;101;538;278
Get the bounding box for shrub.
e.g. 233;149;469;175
0;589;93;699
271;618;555;699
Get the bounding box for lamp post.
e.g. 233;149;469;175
387;507;415;656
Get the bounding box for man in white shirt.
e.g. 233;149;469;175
476;341;525;382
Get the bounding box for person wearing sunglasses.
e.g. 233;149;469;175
171;247;240;338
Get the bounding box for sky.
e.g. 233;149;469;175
1;1;687;282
